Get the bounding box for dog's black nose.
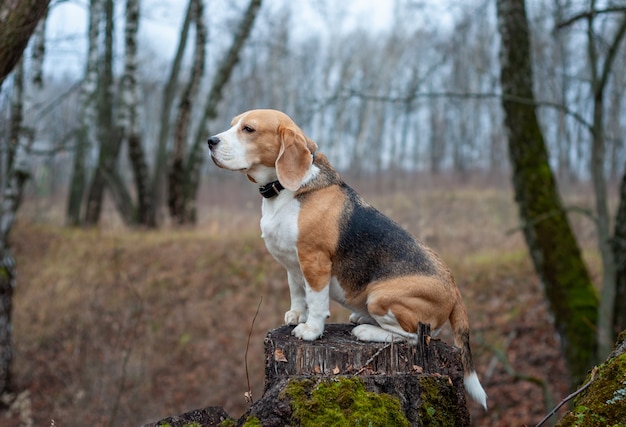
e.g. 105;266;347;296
208;136;220;148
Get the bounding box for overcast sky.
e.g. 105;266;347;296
44;0;464;78
44;0;412;77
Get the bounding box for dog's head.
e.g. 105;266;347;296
208;109;317;191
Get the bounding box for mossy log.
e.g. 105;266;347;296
143;323;472;426
554;330;626;427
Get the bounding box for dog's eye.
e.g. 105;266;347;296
242;126;255;133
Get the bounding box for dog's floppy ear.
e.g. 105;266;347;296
276;125;315;191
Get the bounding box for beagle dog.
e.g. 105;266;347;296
207;109;487;409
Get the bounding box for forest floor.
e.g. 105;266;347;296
2;174;603;426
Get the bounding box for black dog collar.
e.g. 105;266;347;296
259;180;284;198
258;151;317;199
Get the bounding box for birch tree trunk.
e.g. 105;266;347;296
168;0;206;225
495;0;598;388
67;0;101;226
0;0;48;391
120;0;155;227
182;0;263;224
0;44;40;393
152;0;194;224
84;0;117;226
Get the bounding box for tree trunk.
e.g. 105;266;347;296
0;61;34;395
84;0;117;226
0;0;50;88
121;0;155;227
152;0;194;224
168;0;206;225
612;167;626;334
30;8;47;89
586;9;626;358
182;0;263;224
67;0;101;226
495;0;598;387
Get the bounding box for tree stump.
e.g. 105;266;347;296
143;323;472;426
242;323;470;426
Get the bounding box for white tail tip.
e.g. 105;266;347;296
464;371;487;410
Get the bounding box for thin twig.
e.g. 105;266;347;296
534;366;598;427
478;333;554;415
354;342;392;375
505;205;598;236
244;297;262;405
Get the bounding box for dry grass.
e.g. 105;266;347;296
5;174;601;426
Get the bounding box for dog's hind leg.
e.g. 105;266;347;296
351;323;412;343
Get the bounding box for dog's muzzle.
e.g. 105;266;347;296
208;136;220;149
207;136;223;167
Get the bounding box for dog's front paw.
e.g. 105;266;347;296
291;322;323;340
284;310;307;325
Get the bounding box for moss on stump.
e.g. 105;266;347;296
555;330;626;426
281;377;410;427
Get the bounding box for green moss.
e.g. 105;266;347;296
155;422;202;427
282;377;410;427
417;376;460;426
556;353;626;426
219;419;237;427
241;416;262;427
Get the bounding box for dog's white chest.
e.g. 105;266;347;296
260;194;300;267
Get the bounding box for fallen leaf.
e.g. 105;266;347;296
274;348;288;363
412;365;424;373
332;366;340;374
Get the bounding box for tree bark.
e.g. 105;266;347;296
84;0;117;226
152;0;194;224
121;0;155;227
30;8;47;89
182;0;263;224
495;0;598;387
168;0;206;225
0;0;50;88
612;168;626;334
67;0;101;226
586;8;626;358
0;59;34;395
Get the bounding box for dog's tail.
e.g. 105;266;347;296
449;297;487;410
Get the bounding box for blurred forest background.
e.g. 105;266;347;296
1;0;626;425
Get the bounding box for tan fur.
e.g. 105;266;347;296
296;186;344;291
276;126;315;191
366;277;458;333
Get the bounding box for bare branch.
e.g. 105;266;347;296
534;366;598;427
557;7;626;29
314;89;594;131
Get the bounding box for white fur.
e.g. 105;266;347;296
351;324;407;342
292;283;330;340
210;119;251;171
351;310;418;343
258;165;332;339
464;371;488;410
